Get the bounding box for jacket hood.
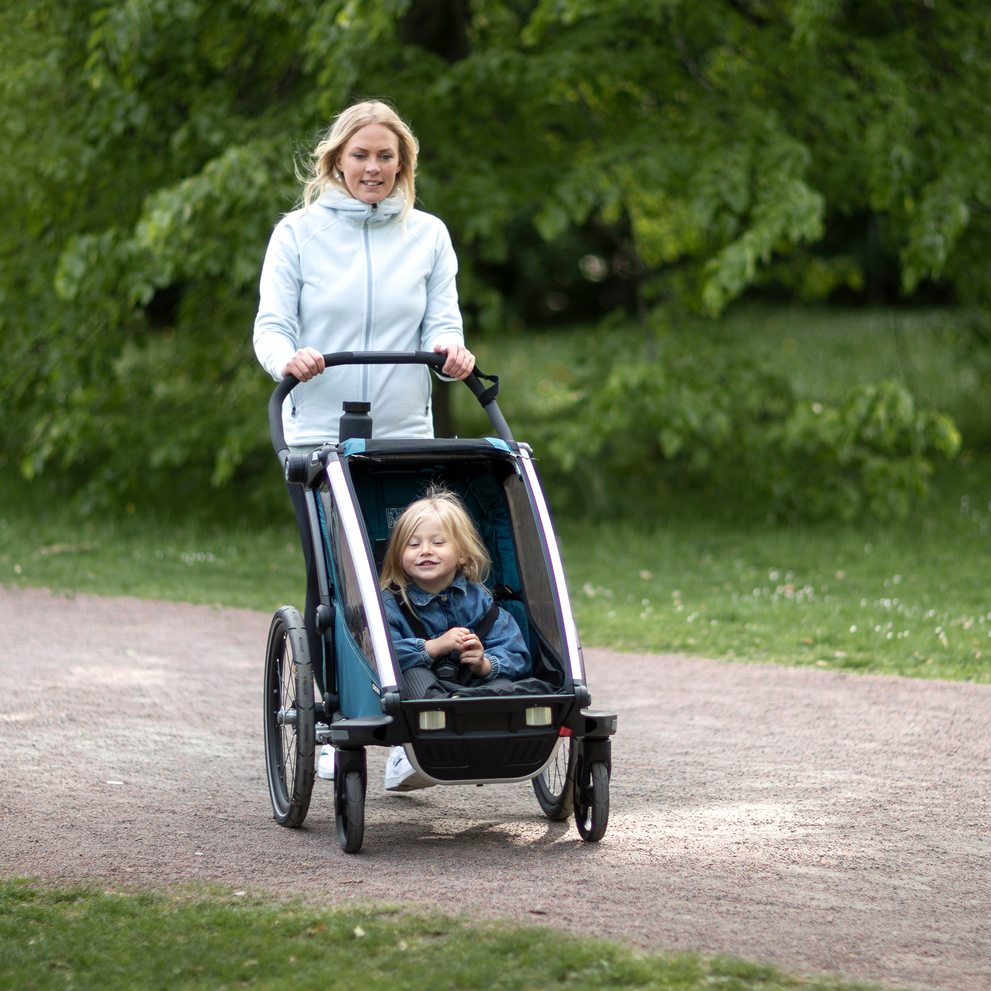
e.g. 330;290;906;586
317;187;406;227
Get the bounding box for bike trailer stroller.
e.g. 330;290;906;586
263;352;617;853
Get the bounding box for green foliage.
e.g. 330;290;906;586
518;317;960;521
1;0;989;507
762;382;960;520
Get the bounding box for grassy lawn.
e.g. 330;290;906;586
2;307;988;682
0;880;875;991
561;463;991;682
2;455;988;682
466;306;991;683
0;477;304;613
456;305;989;441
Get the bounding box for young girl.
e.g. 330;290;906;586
378;487;531;790
380;487;530;685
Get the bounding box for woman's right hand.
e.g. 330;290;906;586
282;347;325;382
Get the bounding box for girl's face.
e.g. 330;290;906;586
401;513;462;594
336;123;402;204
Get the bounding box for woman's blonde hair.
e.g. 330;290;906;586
301;100;418;221
379;486;491;602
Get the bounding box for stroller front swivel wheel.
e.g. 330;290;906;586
573;749;609;842
263;606;315;827
335;749;367;854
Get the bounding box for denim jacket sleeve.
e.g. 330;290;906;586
471;587;530;681
382;591;434;672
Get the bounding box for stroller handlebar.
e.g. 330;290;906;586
269;350;513;458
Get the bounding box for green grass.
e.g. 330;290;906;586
718;306;980;416
0;475;304;613
456;307;991;682
0;880;879;991
3;456;989;682
561;472;991;683
456;305;990;443
4;308;990;681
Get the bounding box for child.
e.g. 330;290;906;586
378;486;531;790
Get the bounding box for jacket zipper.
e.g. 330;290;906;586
360;207;375;401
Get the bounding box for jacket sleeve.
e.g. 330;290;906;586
476;599;531;682
382;592;435;673
253;219;303;382
418;220;464;359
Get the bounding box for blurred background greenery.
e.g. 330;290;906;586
1;1;989;545
2;0;989;518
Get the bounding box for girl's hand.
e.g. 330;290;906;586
282;347;325;382
459;639;491;678
424;627;473;659
433;342;475;380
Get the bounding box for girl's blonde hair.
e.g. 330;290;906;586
379;486;491;601
301;100;418;221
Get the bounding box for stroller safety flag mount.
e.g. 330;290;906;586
263;351;617;852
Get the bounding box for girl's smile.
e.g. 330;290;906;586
401;514;462;594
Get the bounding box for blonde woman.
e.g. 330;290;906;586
253;99;474;441
253;102;474;782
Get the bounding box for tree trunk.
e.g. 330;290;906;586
432;380;454;437
401;0;470;62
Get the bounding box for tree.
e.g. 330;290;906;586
0;0;986;510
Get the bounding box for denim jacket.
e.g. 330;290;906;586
382;573;530;680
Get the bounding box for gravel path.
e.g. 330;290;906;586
1;585;989;991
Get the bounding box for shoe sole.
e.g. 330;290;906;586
385;773;435;792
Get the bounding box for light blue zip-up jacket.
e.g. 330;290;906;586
253;190;465;448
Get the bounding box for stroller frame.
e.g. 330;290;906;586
263;352;617;852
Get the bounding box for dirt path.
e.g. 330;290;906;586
1;585;989;991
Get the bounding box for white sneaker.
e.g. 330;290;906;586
384;745;434;792
316;744;335;780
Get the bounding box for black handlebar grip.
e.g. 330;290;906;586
268;350;511;456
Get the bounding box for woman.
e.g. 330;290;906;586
253;101;475;781
253;100;473;437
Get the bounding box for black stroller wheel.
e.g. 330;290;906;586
573;748;609;842
532;738;576;820
335;768;366;854
263;606;315;827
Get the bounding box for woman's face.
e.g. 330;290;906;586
336;123;402;204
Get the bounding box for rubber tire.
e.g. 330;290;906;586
335;769;366;854
263;606;315;827
532;738;576;820
573;755;609;842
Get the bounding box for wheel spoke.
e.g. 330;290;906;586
280;637;297;793
546;739;570;793
264;607;315;829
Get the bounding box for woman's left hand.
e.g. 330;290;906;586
434;342;475;380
